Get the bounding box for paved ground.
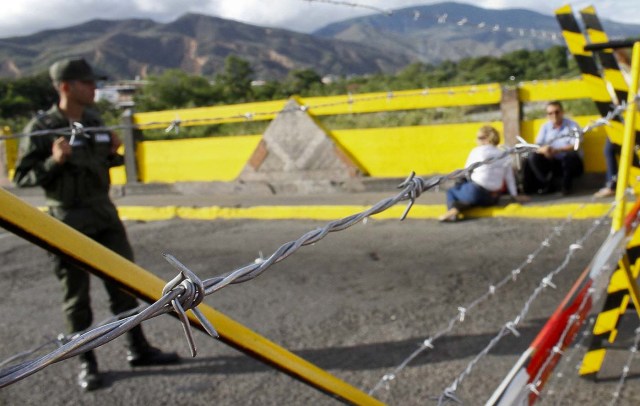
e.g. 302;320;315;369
1;181;639;405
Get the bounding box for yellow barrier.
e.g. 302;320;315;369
0;79;620;186
125;78;610;185
133;100;288;129
305;83;502;115
127;113;606;183
137;135;262;182
517;78;592;102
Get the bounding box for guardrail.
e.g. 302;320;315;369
0;78;609;186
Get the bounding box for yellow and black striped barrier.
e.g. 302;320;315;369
579;38;640;377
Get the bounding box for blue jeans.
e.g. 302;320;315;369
446;180;498;210
604;137;618;188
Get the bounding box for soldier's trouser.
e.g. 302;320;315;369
52;219;144;361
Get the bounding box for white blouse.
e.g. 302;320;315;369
465;145;518;196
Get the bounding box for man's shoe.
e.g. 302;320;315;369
127;346;180;367
78;361;102;391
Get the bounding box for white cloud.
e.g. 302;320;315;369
0;0;638;38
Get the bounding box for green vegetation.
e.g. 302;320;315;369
1;45;584;138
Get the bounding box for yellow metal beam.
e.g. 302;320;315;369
517;78;591;102
134;100;288;129
613;42;640;231
0;188;383;405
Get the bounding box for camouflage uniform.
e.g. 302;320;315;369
13;105;140;344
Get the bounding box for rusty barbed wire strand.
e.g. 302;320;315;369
436;204;616;405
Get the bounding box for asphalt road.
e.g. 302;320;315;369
1;211;639;405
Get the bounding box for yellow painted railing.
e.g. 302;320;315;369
125;78;604;185
1;78;612;185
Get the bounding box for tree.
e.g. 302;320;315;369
0;72;56;118
216;55;254;103
284;68;323;95
134;69;220;111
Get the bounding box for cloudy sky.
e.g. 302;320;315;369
1;0;638;39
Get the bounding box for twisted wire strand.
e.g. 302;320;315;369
540;316;595;404
0;304;145;369
609;326;640;406
301;0;564;41
437;205;615;405
369;114;620;397
0;135;547;387
301;0;392;15
0;142;535;388
4;75;634;143
527;286;595;397
0;84;501;141
368;199;602;396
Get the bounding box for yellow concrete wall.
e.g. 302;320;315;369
332;122;503;177
128;114;607;183
4;79;620;186
136;135;261;182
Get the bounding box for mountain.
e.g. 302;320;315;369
314;1;640;64
0;3;638;81
0;13;412;80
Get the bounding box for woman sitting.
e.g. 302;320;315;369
439;125;529;222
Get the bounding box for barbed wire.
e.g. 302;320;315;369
300;0;564;42
5;81;630;145
369;113;624;397
436;204;615;405
368;196;604;396
527;285;595;398
540;316;595;404
0;305;145;369
430;12;562;42
2;100;633;390
0;138;545;388
301;0;392;15
0;84;503;141
609;325;640;406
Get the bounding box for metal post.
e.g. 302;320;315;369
500;86;521;147
613;42;640;230
121;108;139;184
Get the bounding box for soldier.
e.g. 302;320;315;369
13;57;179;391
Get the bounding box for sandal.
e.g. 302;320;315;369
438;208;460;222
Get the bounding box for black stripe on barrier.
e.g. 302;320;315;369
556;12;581;34
580;8;630;107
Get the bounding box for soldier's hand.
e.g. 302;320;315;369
52;137;71;164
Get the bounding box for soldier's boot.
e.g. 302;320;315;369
77;350;102;391
125;325;180;367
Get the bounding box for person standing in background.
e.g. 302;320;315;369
13;57;180;392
